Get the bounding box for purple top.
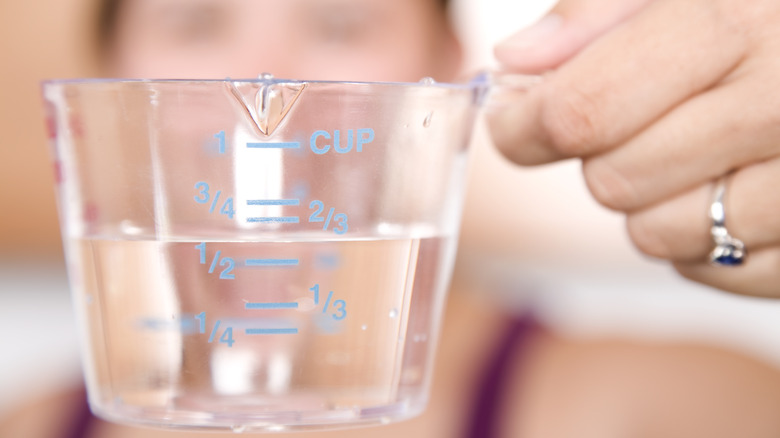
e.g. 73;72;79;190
465;312;536;438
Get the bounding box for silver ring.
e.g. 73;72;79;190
709;174;746;266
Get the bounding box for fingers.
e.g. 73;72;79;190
674;249;780;297
489;0;749;166
494;0;653;73
625;158;780;297
625;157;780;264
580;67;780;211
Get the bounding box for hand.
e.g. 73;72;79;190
488;0;780;296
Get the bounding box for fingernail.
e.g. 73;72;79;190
497;14;564;51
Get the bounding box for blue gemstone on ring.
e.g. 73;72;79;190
710;241;746;267
713;253;744;266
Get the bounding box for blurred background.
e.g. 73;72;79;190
3;0;780;419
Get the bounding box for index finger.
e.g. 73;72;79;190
488;0;748;165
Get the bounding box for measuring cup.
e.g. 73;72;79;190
42;75;494;432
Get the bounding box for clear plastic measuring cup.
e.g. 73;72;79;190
42;76;488;432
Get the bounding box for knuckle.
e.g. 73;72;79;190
582;158;640;211
540;84;606;156
486;105;562;166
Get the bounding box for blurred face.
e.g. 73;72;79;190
108;0;461;82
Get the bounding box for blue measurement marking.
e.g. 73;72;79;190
209;190;221;214
208;251;221;273
137;317;196;334
322;290;334;314
323;207;334;230
221;316;295;329
245;302;299;309
208;320;221;343
246;216;300;223
245;328;299;335
247;199;300;206
245;258;299;267
246;142;300;149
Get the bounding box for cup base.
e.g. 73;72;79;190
90;395;426;432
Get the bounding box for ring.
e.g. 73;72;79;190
709;174;747;266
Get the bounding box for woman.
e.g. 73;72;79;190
4;0;780;436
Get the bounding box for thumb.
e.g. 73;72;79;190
494;0;655;73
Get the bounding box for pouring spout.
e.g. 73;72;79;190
225;77;307;137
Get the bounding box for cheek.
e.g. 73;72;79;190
360;21;444;82
295;54;429;83
112;42;282;79
110;38;205;78
295;35;438;82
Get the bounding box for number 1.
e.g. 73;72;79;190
215;130;226;154
195;242;206;264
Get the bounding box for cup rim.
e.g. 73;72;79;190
41;76;486;91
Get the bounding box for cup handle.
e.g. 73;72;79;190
469;70;543;109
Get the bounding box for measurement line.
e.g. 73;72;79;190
246;216;300;223
246;142;300;149
245;258;299;267
221;316;295;329
247;199;300;206
245;328;299;335
245;302;299;309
